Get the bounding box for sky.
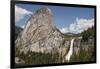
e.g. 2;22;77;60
15;3;95;34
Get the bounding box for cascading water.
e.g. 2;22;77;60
65;38;75;62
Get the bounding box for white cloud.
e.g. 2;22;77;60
60;18;94;34
21;25;25;29
60;27;69;33
15;5;32;22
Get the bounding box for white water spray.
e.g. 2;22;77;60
65;38;75;62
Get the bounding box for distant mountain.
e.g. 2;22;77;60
63;32;81;38
15;26;23;40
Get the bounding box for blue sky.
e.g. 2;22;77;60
15;4;95;33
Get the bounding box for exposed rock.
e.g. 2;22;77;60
15;57;25;64
15;7;69;54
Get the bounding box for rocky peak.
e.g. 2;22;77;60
15;7;69;54
35;7;52;15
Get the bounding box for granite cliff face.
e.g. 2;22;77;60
15;7;70;54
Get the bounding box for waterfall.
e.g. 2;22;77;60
65;38;75;62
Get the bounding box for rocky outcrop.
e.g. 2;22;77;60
15;57;25;64
15;7;70;55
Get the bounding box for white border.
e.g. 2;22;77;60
0;0;100;69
